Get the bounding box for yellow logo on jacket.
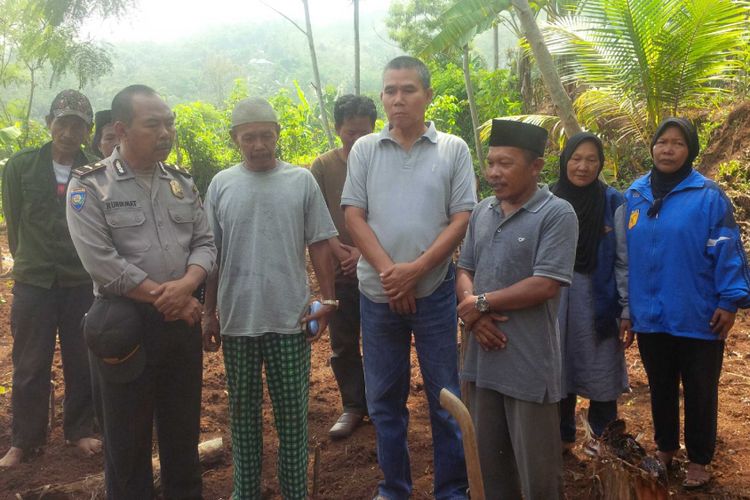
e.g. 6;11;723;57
628;209;639;230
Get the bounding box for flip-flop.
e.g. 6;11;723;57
683;463;711;489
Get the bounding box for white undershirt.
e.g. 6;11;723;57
52;160;73;184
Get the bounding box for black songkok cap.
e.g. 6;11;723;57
488;119;548;157
95;110;112;129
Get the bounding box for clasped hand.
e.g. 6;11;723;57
457;294;508;351
381;262;422;315
151;278;201;326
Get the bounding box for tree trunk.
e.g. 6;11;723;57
517;49;533;113
493;24;500;71
354;0;361;95
21;66;36;148
511;0;582;137
462;46;485;168
302;0;336;149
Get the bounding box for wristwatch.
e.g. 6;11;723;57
475;293;490;313
321;299;339;310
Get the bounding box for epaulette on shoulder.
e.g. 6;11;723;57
72;162;106;178
162;163;192;178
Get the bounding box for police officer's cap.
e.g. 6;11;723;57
488;119;548;157
231;97;278;128
84;298;146;383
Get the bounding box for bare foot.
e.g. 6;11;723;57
656;449;676;469
0;447;24;467
73;437;102;457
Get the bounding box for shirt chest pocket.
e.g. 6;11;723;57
21;182;53;217
104;209;152;254
168;206;196;250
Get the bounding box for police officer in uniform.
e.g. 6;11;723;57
66;84;216;499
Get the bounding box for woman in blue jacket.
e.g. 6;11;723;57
623;118;750;488
553;132;629;453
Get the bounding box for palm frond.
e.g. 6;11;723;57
479;114;566;146
419;0;512;57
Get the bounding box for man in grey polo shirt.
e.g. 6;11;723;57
342;56;475;500
456;119;578;499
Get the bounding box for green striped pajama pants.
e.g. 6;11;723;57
223;333;311;500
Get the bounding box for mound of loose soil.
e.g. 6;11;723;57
700;101;750;175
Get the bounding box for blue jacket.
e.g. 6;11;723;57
625;170;750;340
589;186;626;336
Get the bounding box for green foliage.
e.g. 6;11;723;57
173;100;239;196
428;61;522;165
172;80;358;195
0;0;125;150
417;0;512;58
386;0;456;59
269;82;335;167
426;95;461;135
718;160;750;191
542;0;749;147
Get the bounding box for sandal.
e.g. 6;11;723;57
683;462;711;489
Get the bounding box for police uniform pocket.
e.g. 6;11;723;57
104;209;152;254
168;206;196;249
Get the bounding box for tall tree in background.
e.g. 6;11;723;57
422;0;581;138
262;0;336;149
353;0;360;94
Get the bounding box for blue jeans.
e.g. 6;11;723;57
361;268;467;500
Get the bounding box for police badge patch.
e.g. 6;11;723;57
69;188;87;211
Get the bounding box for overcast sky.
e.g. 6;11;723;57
84;0;391;43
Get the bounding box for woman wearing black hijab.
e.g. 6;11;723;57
553;132;629;453
623;118;750;488
92;109;117;158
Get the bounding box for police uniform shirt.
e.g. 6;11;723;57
66;147;216;297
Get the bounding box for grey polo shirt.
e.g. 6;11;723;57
458;186;578;403
341;122;476;302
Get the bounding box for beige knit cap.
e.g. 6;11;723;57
231;97;278;128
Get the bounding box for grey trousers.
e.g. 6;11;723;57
466;383;563;500
10;282;95;450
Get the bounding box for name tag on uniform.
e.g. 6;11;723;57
69;188;87;211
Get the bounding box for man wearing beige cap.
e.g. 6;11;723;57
0;89;101;467
202;97;338;499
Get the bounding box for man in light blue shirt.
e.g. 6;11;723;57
342;56;476;500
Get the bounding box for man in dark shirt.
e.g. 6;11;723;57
0;90;101;467
311;94;377;439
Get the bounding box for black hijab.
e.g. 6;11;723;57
648;117;699;217
552;132;607;274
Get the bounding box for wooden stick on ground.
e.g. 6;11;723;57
16;437;224;499
440;388;484;500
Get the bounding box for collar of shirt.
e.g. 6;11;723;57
377;120;438;145
490;183;554;216
109;147;174;183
